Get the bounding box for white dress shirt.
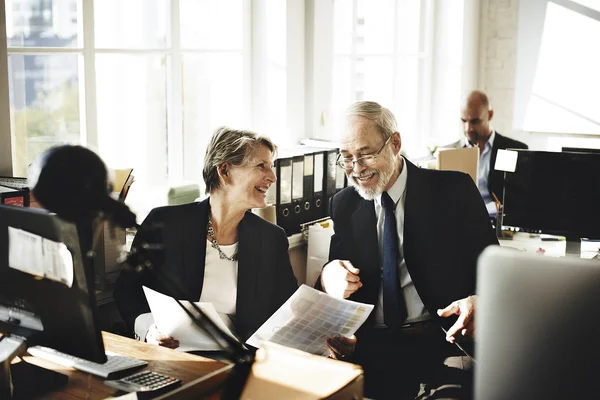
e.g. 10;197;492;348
372;157;430;327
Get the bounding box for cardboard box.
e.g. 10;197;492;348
94;168;134;291
241;342;364;399
436;147;479;184
94;222;127;290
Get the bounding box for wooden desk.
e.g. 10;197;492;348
498;232;600;258
19;332;232;399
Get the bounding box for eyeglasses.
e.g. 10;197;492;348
336;136;392;170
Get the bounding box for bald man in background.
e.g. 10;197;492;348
460;90;528;213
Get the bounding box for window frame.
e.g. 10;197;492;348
1;0;252;185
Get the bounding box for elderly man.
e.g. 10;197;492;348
317;101;498;399
461;90;528;212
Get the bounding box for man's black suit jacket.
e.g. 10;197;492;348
485;132;528;204
322;159;498;329
114;198;298;341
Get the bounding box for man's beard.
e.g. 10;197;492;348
350;161;396;201
467;130;484;145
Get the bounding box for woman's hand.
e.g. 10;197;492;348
145;324;180;349
326;334;357;361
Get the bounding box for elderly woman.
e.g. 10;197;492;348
114;127;298;347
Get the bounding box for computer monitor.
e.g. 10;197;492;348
0;205;106;394
475;246;600;399
502;149;600;253
561;146;600;154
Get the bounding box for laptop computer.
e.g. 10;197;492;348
475;246;600;399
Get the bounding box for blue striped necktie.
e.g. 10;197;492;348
382;191;407;328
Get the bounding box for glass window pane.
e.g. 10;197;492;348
180;0;243;50
396;0;423;54
182;53;245;183
394;57;420;151
5;0;80;48
356;0;395;54
333;0;353;54
8;54;81;176
530;3;600;131
95;55;168;185
331;57;352;139
94;0;168;49
362;56;393;106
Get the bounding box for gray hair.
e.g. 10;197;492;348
345;101;398;140
203;126;277;194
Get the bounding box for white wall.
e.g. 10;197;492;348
478;0;600;151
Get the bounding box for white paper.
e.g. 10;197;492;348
494;149;519;172
143;286;239;352
246;285;374;356
8;227;74;287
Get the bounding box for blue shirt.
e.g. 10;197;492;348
468;130;497;214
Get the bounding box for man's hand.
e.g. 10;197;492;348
437;295;476;343
146;323;180;349
327;335;357;361
320;260;362;298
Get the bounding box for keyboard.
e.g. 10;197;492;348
27;346;148;379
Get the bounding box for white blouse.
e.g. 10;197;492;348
200;240;239;316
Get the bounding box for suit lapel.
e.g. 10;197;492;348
236;213;257;317
403;160;428;274
184;199;208;300
352;198;379;275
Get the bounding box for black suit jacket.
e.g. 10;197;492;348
114;198;298;341
487;132;528;204
320;159;498;330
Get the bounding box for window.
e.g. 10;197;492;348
4;0;247;207
514;0;600;134
331;0;434;155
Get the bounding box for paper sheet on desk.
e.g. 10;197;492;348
143;286;238;352
8;227;74;287
246;285;374;356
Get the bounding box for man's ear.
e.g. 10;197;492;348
488;109;494;122
391;131;402;155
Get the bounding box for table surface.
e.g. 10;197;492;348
16;331;232;399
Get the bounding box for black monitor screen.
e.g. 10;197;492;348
502;150;600;240
0;205;106;363
562;147;600;154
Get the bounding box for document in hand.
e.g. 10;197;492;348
246;285;374;356
143;286;240;352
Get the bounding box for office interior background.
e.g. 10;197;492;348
0;0;598;221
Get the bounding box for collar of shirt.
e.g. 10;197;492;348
374;156;408;209
486;129;496;153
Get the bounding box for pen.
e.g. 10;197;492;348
491;191;501;215
440;327;476;363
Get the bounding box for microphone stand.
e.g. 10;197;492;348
122;229;255;400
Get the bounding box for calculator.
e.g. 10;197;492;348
104;370;182;397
